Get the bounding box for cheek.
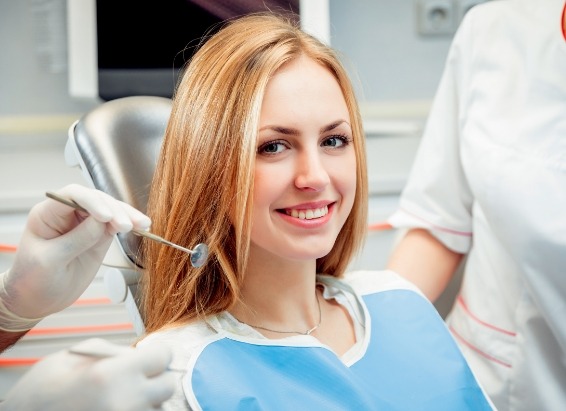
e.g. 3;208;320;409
253;165;286;208
331;154;357;203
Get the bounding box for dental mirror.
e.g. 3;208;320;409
45;191;209;268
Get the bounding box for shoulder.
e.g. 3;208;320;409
456;0;540;46
331;270;426;298
446;1;518;53
138;320;218;371
137;321;219;411
461;0;523;30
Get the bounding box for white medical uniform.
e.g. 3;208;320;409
388;0;566;410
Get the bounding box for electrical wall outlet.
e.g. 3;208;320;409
416;0;456;36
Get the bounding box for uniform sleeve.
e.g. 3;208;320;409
388;15;475;254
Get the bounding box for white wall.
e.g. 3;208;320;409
329;0;453;105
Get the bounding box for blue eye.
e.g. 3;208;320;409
258;140;287;155
322;134;351;148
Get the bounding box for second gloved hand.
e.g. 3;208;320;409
0;338;176;411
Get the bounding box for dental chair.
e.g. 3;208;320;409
64;96;173;335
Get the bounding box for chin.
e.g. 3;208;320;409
286;245;334;262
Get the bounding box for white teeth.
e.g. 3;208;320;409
286;205;328;220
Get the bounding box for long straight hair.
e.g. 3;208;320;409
141;13;368;333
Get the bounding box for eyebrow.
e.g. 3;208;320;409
259;120;351;135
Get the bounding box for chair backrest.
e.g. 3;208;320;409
66;95;172;268
65;96;172;334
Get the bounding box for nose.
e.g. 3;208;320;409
294;148;330;192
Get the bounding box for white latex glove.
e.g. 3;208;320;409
0;338;176;411
0;184;151;327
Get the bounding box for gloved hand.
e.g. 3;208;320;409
0;338;176;411
0;184;151;330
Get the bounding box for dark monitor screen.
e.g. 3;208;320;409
96;0;299;101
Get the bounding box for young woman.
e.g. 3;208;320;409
137;13;495;410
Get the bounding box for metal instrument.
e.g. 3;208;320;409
45;191;208;268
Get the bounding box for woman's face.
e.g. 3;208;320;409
251;55;356;263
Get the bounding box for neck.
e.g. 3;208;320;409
234;288;323;336
230;247;320;333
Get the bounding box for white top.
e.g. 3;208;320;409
389;0;566;410
138;270;493;410
139;271;411;410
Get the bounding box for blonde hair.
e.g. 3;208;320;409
141;13;368;333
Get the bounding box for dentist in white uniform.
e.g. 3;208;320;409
388;0;566;410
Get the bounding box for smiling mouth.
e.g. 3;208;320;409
282;205;329;220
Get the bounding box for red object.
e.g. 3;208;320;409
0;244;17;253
367;222;393;231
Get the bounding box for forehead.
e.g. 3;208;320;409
259;56;349;127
